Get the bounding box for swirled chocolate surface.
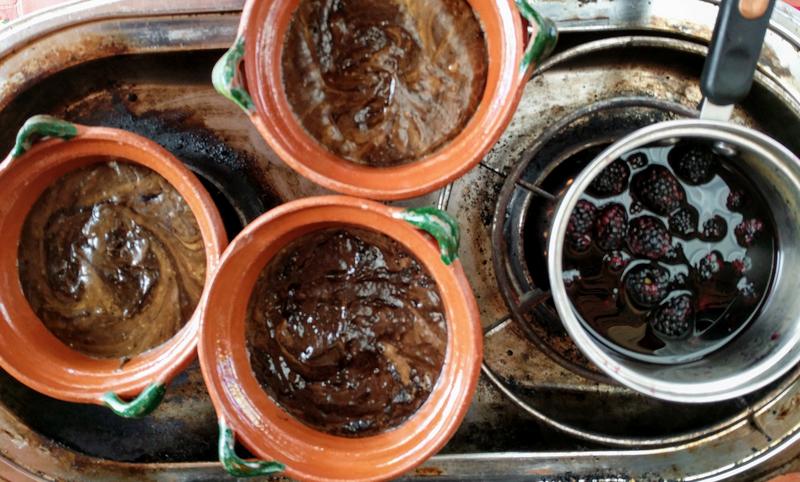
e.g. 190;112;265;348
18;161;206;359
281;0;488;166
246;228;446;436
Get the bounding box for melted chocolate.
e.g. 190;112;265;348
246;228;446;436
18;161;206;359
281;0;488;166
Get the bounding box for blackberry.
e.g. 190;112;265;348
603;250;627;272
735;218;764;247
727;190;744;210
588;159;630;198
624;263;671;309
627;216;672;260
669;206;699;239
697;251;724;281
631;165;686;216
668;142;718;185
701;216;727;241
627;152;649;169
649;294;694;339
566;200;597;252
594;203;628;251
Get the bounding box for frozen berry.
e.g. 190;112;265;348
649;294;694;338
566;200;598;252
588;159;630;198
604;250;627;271
627;216;672;260
735;218;764;247
631;165;686;216
727;190;744;210
668;142;718;185
701;216;727;241
732;257;750;275
630;202;643;215
627;152;649;169
671;272;689;289
737;277;759;304
669;206;699;239
698;251;724;281
563;269;581;287
662;244;685;265
624;263;671;309
595;203;628;251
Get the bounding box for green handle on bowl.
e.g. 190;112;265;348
12;115;78;158
395;207;461;265
101;383;166;418
212;36;256;114
516;0;558;76
218;419;285;477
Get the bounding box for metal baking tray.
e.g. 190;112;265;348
2;0;800;479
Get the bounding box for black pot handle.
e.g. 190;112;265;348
700;0;776;105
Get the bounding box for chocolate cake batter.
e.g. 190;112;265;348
18;160;206;359
281;0;488;166
246;228;447;436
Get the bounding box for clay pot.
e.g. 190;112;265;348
198;196;481;481
212;0;557;200
0;115;226;417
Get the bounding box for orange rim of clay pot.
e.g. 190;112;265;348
198;196;482;481
212;0;558;200
0;115;226;417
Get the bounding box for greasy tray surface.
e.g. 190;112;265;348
3;0;800;480
0;50;566;475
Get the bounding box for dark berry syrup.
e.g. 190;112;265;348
562;141;776;363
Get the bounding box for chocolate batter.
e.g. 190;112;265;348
246;228;447;436
18;160;206;359
281;0;488;166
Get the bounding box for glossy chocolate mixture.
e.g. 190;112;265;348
18;161;206;359
246;228;447;436
281;0;488;166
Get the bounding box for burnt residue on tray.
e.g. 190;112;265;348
0;53;281;239
59;93;280;238
247;228;447;436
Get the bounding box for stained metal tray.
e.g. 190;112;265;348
2;1;800;480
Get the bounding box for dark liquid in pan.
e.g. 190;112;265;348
281;0;488;166
246;228;447;436
562;142;776;363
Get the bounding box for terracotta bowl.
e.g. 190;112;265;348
212;0;557;200
0;115;227;417
198;196;482;481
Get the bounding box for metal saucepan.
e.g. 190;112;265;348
547;0;800;402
